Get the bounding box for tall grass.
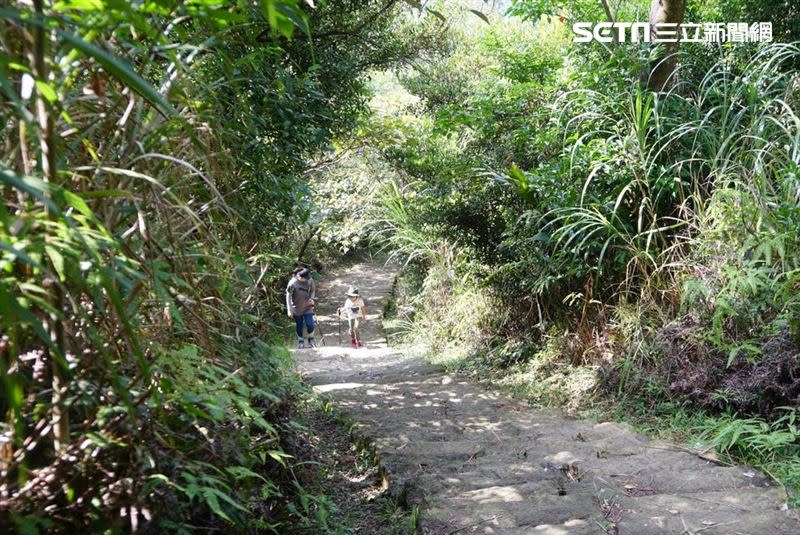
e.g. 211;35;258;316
375;39;800;402
548;44;800;309
371;179;503;359
365;19;800;507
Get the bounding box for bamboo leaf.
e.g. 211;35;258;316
467;9;490;24
0;9;175;116
45;244;65;281
277;4;310;37
34;80;58;103
55;29;176;117
426;8;446;23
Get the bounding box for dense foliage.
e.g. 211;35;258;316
3;0;800;530
359;0;800;500
0;0;431;532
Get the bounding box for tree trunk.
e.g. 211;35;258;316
647;0;687;92
599;0;615;23
297;224;319;263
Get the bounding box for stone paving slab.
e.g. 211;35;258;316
294;261;797;534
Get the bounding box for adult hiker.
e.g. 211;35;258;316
286;267;317;348
338;286;367;348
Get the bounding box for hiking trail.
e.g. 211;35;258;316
293;260;797;534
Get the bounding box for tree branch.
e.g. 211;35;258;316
312;0;401;40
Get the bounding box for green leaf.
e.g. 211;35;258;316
11;513;54;535
0;9;175;116
4;380;24;413
0;242;45;271
44;245;65;281
143;474;180;495
203;489;231;523
277;4;310;36
267;450;293;466
53;0;105;10
0;167;61;215
225;466;267;482
3;61;30;73
55;29;176;117
0;285;58;354
34;80;57;103
241;313;259;323
261;0;279;29
62;190;93;218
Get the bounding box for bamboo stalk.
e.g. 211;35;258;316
31;0;70;453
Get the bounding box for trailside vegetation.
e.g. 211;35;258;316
0;0;434;532
359;0;800;503
3;0;800;530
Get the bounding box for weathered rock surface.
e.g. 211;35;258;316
294;261;797;534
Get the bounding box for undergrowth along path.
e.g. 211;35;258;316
293;261;797;534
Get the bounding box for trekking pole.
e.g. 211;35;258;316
336;308;342;345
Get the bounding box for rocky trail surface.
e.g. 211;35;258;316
293;261;797;535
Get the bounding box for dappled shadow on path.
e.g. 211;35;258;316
294;261;798;535
308;260;393;349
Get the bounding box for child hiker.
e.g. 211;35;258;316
339;286;366;348
286;267;317;348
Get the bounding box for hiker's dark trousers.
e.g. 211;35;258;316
294;311;315;338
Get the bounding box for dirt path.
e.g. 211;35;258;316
294;261;797;534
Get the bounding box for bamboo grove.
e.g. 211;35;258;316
0;1;434;531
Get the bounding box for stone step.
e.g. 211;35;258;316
294;261;798;535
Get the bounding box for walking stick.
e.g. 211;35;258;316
336;308;342;345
